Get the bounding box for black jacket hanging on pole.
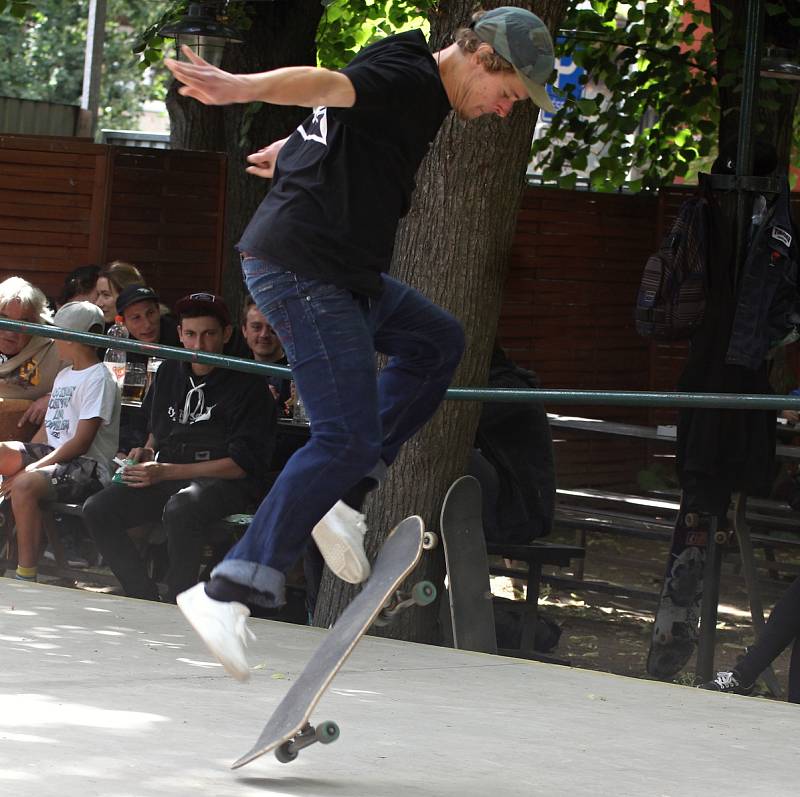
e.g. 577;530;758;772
676;189;777;501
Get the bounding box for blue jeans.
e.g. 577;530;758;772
212;257;465;606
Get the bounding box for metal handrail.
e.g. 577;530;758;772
2;316;798;410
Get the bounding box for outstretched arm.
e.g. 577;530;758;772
165;46;355;109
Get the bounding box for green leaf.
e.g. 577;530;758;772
575;98;598;115
558;172;578;190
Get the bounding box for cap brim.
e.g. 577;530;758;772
519;73;556;113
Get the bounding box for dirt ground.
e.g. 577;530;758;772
497;528;798;698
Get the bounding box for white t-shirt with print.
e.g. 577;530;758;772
44;362;120;480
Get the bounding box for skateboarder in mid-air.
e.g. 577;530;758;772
165;7;556;681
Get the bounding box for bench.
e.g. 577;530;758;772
0;502;253;586
486;540;585;660
553;489;800;581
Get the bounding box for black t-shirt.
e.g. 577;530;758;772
237;30;451;297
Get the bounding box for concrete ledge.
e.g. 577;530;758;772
1;578;798;796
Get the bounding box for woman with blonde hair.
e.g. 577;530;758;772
95;261;145;325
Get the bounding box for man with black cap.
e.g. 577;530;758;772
166;7;556;680
83;292;277;604
113;285;180;454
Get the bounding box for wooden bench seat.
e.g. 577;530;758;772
486;540;585;660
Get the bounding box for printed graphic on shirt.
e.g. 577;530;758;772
45;384;77;440
0;358;41;388
296;106;328;146
167;380;216;425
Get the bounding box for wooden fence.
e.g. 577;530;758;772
2;133;798;490
502;184;800;489
0;135;226;307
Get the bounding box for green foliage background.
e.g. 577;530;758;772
1;0;797;188
535;1;800;191
0;0;170;129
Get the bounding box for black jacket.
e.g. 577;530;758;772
143;359;277;486
475;349;556;542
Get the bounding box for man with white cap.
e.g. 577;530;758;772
165;6;555;680
0;301;120;582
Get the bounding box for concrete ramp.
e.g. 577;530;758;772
1;579;798;797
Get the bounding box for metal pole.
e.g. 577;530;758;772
77;0;107;139
733;0;764;287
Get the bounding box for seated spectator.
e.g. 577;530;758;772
0;277;63;431
95;261;145;326
469;344;556;544
241;294;291;414
0;302;119;582
83;293;277;603
115;285;180;453
59;265;100;307
117;285;180;356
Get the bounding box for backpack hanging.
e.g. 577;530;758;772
635;180;712;341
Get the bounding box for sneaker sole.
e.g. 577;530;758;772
312;523;371;584
177;595;251;682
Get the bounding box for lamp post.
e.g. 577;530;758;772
159;3;244;67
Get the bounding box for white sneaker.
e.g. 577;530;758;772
176;582;255;682
312;500;371;584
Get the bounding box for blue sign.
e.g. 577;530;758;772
543;52;586;121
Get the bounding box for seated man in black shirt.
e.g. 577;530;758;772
115;285;181;455
83;293;277;603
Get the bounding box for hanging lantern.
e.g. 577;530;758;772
159;3;244;68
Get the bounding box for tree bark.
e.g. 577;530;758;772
166;0;323;319
313;0;569;643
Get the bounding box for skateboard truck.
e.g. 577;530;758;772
275;720;340;763
374;581;436;627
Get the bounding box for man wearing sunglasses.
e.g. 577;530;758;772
83;293;277;604
166;7;556;680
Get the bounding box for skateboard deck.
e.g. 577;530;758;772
232;514;432;769
647;505;710;679
440;476;497;655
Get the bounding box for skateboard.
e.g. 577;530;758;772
647;506;711;679
440;476;497;655
232;514;436;769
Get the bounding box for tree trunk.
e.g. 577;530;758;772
166;0;323;319
313;0;569;643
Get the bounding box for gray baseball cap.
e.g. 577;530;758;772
54;301;105;334
472;7;556;113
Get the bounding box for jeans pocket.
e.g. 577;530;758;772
241;257;295;306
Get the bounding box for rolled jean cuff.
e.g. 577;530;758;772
210;559;285;609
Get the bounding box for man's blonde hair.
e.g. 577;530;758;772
0;276;52;324
454;9;516;74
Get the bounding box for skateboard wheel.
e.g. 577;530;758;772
684;513;698;528
422;531;439;550
275;742;298;764
315;720;340;744
411;580;436;606
714;530;728;544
